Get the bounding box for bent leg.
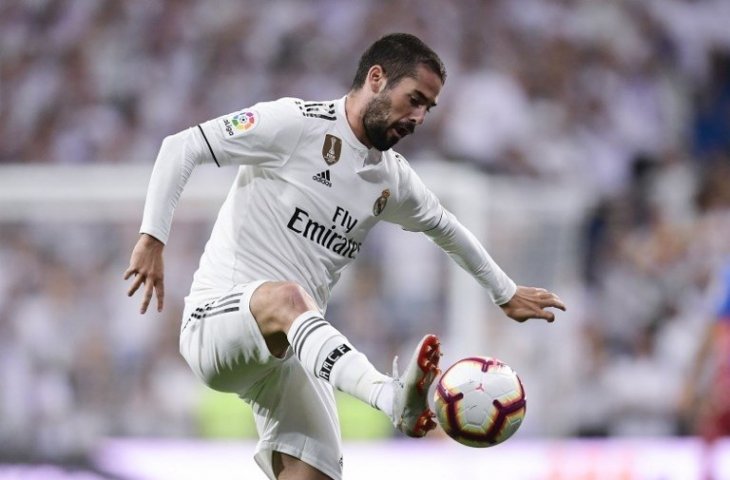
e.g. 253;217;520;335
249;281;391;412
179;281;287;394
248;281;441;438
249;281;320;357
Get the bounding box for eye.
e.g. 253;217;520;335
410;95;432;112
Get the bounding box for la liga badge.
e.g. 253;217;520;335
222;109;258;137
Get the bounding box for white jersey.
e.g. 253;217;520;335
140;96;516;312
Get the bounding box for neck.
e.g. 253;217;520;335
345;91;372;149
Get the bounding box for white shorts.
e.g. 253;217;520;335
179;281;343;480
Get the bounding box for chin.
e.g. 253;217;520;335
385;133;402;148
365;128;399;151
369;137;397;151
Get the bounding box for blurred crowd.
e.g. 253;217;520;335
2;0;730;461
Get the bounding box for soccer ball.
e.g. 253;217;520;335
433;356;526;448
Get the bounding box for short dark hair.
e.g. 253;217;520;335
351;33;446;90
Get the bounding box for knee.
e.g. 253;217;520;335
251;281;319;333
277;282;318;314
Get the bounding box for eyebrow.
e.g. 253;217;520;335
413;90;438;109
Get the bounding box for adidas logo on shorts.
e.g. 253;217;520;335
312;169;332;187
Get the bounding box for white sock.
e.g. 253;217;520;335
287;311;391;412
372;381;394;418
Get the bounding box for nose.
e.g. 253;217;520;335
410;106;427;126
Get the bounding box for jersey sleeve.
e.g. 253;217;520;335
196;97;305;168
384;160;443;232
139;126;212;244
423;209;517;305
386;159;516;305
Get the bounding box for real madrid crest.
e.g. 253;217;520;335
322;134;342;165
372;189;390;216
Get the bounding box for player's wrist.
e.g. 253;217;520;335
140;233;165;249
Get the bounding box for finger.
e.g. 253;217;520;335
141;281;154;314
528;307;555;322
539;310;556;323
551;295;567;311
127;274;145;297
123;267;136;280
155;279;165;312
540;293;566;311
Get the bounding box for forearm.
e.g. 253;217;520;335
424;209;517;305
140;127;208;244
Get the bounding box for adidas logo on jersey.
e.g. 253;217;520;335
312;170;332;188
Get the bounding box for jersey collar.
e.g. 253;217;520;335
335;96;370;154
335;96;385;168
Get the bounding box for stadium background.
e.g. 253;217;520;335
1;0;730;478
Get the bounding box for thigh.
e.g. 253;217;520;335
272;451;333;480
248;356;343;480
179;281;286;394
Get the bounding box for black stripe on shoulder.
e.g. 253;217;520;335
305;105;335;114
197;124;220;167
294;100;337;122
305;113;337;121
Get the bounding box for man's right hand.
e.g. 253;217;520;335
124;233;165;314
499;285;566;323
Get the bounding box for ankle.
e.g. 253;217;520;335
372;378;395;418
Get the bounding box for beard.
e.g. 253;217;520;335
362;94;403;151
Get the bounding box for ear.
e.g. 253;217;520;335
366;65;387;94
